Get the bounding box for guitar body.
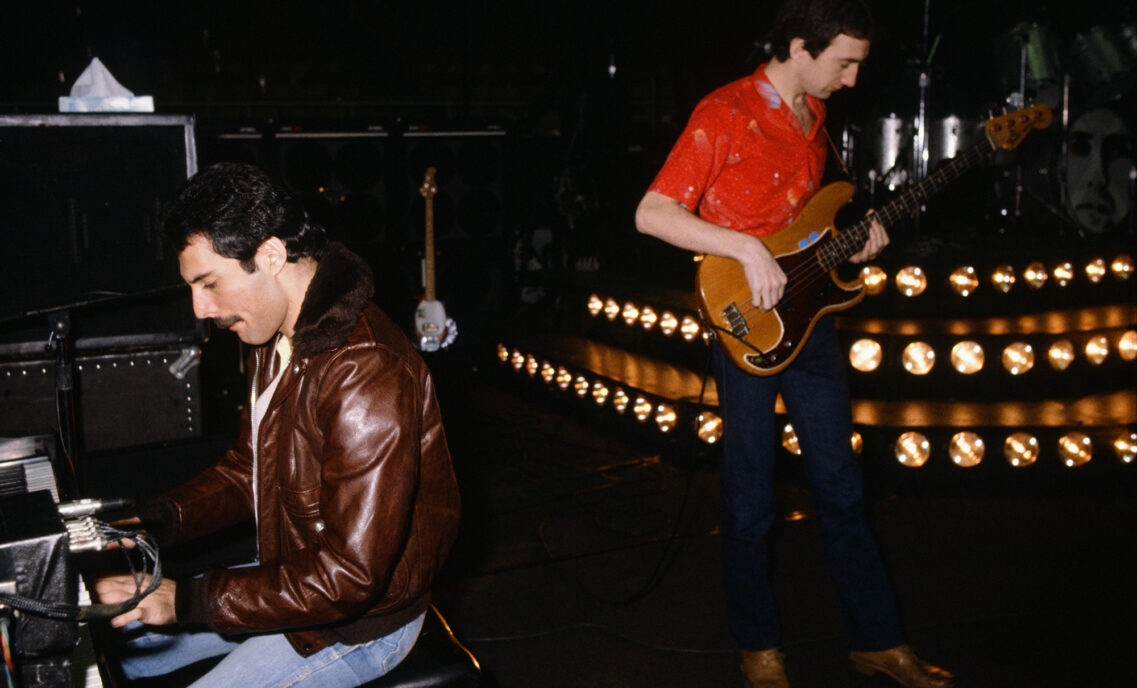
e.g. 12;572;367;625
414;298;451;353
697;181;864;376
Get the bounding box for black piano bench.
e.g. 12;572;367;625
361;605;483;688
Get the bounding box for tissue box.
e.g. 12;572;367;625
58;95;155;113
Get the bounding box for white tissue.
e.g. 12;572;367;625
59;57;154;112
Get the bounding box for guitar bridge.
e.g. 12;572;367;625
722;303;749;336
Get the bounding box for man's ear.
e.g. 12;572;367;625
788;37;809;62
255;237;288;276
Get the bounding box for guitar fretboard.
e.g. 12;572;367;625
817;141;990;271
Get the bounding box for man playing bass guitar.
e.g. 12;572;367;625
634;1;953;687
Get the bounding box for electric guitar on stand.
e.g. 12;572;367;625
413;167;457;352
698;104;1052;376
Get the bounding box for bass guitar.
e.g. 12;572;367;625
697;104;1052;375
413;166;457;351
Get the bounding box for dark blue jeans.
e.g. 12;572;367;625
712;315;904;652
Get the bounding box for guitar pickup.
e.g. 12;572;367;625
722;303;749;336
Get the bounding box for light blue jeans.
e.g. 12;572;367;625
118;612;425;688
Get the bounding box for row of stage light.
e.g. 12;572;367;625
868;253;1133;296
495;343;1137;468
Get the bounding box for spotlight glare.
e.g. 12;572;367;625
1053;262;1074;286
850;431;864;457
633;396;653;422
525;355;540;377
895;432;931;467
849;339;883;372
1004;433;1039;467
1110;254;1133;280
949;432;985;467
861;265;888;295
991;264;1016;293
895;266;927;297
622;301;639;326
540;362;556;384
1084;257;1107;283
510;350;525;371
950;341;985;374
659;311;679;336
949;266;979;296
697;411;723;444
603;297;620;321
1024;262;1048;289
555;367;572;390
781;424;802;455
573;375;589;397
612;388;630;413
496;343;510;362
640;305;658;330
1058;432;1092;467
1114;432;1137;464
587;294;604;316
591;380;609;405
1001;342;1035;375
1048;340;1075;370
654;403;677;433
1119;331;1137;361
1084;336;1109;365
902;342;936;375
680;315;701;341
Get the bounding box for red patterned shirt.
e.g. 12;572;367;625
649;63;827;237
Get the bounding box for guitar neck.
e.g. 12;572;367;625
424;198;436;301
818;139;992;270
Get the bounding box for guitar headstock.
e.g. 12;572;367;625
419;166;438;199
984;105;1053;151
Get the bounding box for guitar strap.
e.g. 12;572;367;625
822;125;853;180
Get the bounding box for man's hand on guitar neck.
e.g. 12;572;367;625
848;213;889;263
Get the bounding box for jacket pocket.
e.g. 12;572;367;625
280;485;324;542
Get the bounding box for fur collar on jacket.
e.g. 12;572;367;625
290;242;375;359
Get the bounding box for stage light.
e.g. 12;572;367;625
510;350;525;371
950;432;984;467
555;367;572;390
573;375;589;397
1111;254;1133;280
895;266;927;297
902;342;936;375
612;388;630;413
697;412;723;444
525;355;539;377
1085;336;1109;365
991;264;1016;293
540;362;556;384
654;403;677;433
633;396;653;422
496;343;510;362
1024;262;1048;289
587;294;603;316
622;301;639;326
1004;433;1039;467
1118;331;1137;362
851;431;863;457
1114;432;1137;464
895;432;930;467
591;381;609;405
950;341;984;374
603;297;620;321
659;311;679;336
1002;343;1034;375
849;339;883;372
861;265;887;295
680;315;701;341
1058;432;1092;467
1053;262;1074;286
1048;340;1075;370
1085;257;1107;283
949;266;979;296
640;305;658;330
781;424;801;455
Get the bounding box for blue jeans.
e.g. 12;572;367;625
118;612;425;687
713;316;903;652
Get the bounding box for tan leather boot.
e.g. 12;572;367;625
849;645;954;688
740;648;789;688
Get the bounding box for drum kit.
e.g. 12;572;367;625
843;8;1135;234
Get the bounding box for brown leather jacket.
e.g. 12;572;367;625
142;243;460;656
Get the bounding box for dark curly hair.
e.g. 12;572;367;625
769;0;876;61
163;162;326;272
